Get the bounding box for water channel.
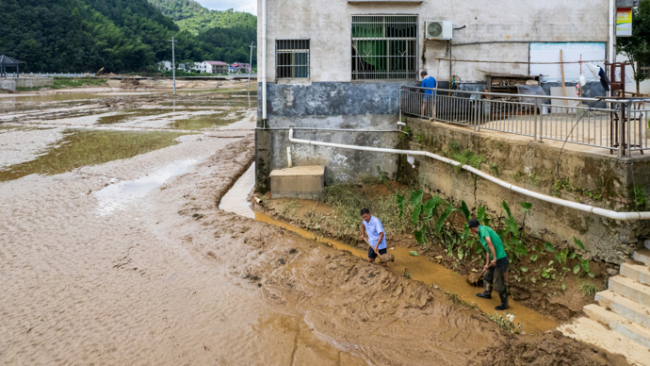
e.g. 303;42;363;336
220;163;559;335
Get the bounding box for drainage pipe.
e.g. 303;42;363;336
262;0;267;122
256;127;406;133
288;129;650;221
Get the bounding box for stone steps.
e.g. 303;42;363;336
621;262;650;286
609;275;650;306
558;317;650;366
561;248;650;360
595;290;650;329
634;248;650;267
584;304;650;349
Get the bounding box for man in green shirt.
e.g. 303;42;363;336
468;219;509;310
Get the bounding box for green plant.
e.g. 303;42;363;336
632;184;648;209
400;125;412;141
416;133;425;143
486;312;524;334
579;281;598;298
376;165;390;188
552;178;573;197
489;163;499;175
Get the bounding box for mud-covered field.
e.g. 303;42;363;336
0;85;633;365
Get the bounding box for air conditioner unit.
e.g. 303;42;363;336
425;21;453;40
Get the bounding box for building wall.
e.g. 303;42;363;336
255;0;610;189
257;0;609;83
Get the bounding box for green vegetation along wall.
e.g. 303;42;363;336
0;0;257;73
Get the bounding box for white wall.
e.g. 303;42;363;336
258;0;609;83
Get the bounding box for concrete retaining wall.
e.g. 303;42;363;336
403;117;650;263
0;77;54;91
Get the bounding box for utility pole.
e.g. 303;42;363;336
248;42;256;89
170;36;178;95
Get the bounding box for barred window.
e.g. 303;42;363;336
276;39;310;79
352;15;418;81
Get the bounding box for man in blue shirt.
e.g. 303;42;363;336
420;71;437;118
360;208;388;267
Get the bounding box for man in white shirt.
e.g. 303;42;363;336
360;208;388;267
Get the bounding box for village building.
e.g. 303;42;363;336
204;61;229;74
255;0;613;188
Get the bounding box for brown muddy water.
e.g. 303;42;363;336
221;164;557;335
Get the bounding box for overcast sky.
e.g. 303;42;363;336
195;0;256;15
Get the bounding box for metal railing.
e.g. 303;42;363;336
1;73;91;78
401;86;650;157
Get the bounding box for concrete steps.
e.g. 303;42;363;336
595;290;650;329
621;262;650;286
609;275;650;306
584;304;650;349
634;248;650;267
562;248;650;359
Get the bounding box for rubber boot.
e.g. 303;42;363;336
476;283;492;299
495;292;509;310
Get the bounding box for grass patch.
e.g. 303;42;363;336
0;129;186;181
169;112;244;130
579;281;598;298
552;178;573;197
486;312;524;334
51;77;107;89
632;184;649;210
318;184;413;238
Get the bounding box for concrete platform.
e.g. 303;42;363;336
596;290;650;329
621;262;650;286
633;248;650;267
645;240;650;250
270;166;325;200
558;317;650;366
609;275;650;306
584;304;650;349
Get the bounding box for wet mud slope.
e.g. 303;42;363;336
180;138;629;366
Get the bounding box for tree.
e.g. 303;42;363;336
617;2;650;93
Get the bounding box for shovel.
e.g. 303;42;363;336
363;239;395;263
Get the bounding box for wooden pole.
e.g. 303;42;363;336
560;50;569;107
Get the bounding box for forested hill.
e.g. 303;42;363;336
0;0;256;73
147;0;256;35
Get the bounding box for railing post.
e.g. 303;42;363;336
534;100;538;142
618;102;625;158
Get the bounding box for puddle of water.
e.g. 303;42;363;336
0;130;187;182
96;109;176;125
254;211;558;335
219;163;256;218
95;159;197;215
169;112;244;130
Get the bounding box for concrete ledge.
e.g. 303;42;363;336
634;249;650;267
270;166;325;200
609;276;650;306
645;240;650;250
584;304;650;349
596;290;650;329
621;262;650;286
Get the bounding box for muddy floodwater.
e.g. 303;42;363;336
0;86;631;366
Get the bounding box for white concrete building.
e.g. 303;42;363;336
255;0;614;187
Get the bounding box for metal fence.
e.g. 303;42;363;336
2;72;91;78
401;86;650;157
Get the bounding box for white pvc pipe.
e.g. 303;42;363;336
262;0;267;121
288;129;650;221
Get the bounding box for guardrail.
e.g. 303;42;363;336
401;86;650;157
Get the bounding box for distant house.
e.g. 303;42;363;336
205;61;229;74
231;62;251;73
